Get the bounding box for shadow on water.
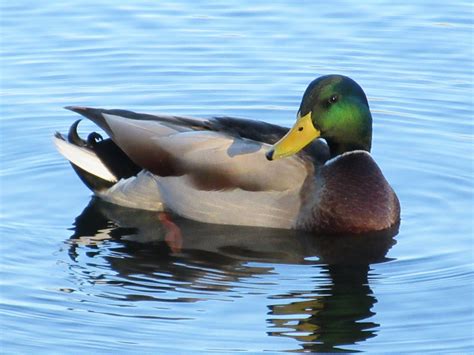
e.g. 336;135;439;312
66;198;398;352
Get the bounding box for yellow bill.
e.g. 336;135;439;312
266;111;321;160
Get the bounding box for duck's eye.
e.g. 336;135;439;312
328;95;339;104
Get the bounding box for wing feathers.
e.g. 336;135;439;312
66;107;313;193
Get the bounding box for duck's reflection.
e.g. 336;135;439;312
67;198;398;352
268;265;378;352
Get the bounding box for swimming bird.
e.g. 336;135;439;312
54;75;400;234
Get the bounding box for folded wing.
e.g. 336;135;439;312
62;107;326;227
66;107;315;192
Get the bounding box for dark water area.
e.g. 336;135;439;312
1;1;473;353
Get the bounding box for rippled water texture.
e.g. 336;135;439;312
1;1;473;353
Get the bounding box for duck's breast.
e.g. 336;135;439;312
297;151;400;234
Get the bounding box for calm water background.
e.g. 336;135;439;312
1;1;473;353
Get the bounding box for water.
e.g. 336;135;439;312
1;1;473;353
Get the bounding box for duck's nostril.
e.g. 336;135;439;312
265;149;274;161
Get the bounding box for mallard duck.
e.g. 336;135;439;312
54;75;400;234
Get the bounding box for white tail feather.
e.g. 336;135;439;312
53;136;117;183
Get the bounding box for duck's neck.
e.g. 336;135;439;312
325;138;371;159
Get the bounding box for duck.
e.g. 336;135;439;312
54;74;400;234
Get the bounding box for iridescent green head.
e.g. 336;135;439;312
267;75;373;160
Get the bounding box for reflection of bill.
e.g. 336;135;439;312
268;265;378;353
67;198;398;352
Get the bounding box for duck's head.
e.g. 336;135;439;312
266;75;372;160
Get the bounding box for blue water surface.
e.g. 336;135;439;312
1;1;473;353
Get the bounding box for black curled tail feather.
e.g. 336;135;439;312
65;106;114;136
61;120;142;192
68;119;87;146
